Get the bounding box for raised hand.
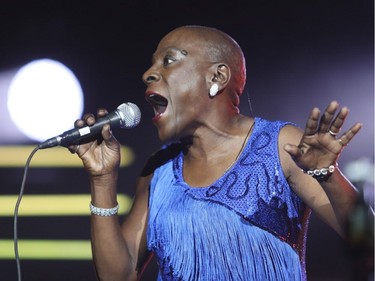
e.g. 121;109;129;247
68;108;121;177
284;101;362;171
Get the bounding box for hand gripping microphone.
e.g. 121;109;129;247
38;102;141;149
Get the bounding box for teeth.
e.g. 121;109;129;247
153;107;158;116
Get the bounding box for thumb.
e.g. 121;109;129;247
283;144;301;158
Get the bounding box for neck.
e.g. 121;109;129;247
185;115;253;156
181;116;254;187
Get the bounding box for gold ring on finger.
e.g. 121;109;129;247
338;139;346;146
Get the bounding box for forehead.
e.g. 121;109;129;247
154;28;208;58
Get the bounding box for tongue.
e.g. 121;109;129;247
155;104;166;115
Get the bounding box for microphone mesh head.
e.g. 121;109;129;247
117;102;141;128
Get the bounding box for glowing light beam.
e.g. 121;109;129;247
0;240;92;260
0;194;132;216
0;145;134;167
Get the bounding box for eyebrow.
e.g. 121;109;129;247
167;47;188;55
152;47;188;63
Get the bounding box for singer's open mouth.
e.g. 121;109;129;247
146;93;168;116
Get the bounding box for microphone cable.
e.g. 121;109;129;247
14;146;39;281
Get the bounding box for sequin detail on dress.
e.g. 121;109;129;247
147;117;308;281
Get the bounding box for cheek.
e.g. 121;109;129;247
167;69;208;125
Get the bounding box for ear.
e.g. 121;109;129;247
207;63;231;90
213;63;230;84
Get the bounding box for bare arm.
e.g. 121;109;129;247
89;174;151;281
281;101;362;237
72;109;151;281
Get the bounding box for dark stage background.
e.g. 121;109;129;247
0;1;373;280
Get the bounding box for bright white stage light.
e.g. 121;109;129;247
7;59;84;142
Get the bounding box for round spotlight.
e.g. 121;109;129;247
7;59;84;142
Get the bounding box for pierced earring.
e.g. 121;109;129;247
209;83;219;97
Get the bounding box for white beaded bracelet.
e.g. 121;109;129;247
89;202;119;216
302;163;337;182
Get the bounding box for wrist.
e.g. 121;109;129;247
89;202;119;216
302;163;338;182
90;170;118;183
90;171;118;190
90;173;118;207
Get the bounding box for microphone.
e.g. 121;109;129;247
38;102;141;149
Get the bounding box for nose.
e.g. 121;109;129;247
142;67;160;85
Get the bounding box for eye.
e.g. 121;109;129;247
163;55;175;66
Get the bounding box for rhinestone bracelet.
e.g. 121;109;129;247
89;202;119;216
302;163;337;182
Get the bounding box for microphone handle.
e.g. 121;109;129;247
39;111;121;149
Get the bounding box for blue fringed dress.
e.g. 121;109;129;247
147;117;310;281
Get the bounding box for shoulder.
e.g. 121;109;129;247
276;123;303;168
253;117;301;143
255;119;303;180
254;117;295;131
278;123;303;144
